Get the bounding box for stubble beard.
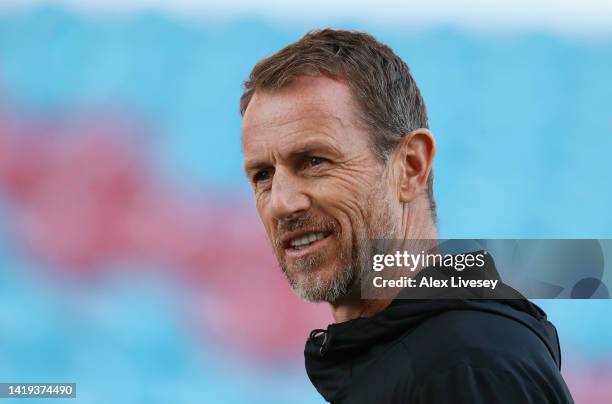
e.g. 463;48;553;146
273;183;400;303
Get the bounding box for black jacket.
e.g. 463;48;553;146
304;255;574;403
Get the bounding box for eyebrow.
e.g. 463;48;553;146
243;141;343;175
290;141;343;159
243;160;271;176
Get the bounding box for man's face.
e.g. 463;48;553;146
242;76;400;302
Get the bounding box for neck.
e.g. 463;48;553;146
328;197;438;323
329;291;393;323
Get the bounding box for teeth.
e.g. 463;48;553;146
290;232;327;248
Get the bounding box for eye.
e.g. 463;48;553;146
252;169;272;184
302;156;330;173
307;156;325;167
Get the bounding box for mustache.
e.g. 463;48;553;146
273;213;338;248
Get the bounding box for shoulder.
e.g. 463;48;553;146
399;305;556;372
389;307;572;402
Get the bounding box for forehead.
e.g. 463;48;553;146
241;76;369;157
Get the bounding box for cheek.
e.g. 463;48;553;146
326;171;380;214
255;195;275;238
314;176;379;238
254;189;273;218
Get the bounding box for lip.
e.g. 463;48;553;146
284;232;333;258
280;228;332;249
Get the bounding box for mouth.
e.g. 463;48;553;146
283;230;334;258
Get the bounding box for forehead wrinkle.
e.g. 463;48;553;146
242;110;354;158
242;110;351;133
241;82;366;161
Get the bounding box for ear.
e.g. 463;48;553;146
395;128;436;203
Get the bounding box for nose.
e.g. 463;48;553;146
268;168;311;220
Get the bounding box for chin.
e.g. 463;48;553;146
288;262;355;303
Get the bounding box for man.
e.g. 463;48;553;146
240;29;573;403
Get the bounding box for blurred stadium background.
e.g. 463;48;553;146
0;1;611;403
